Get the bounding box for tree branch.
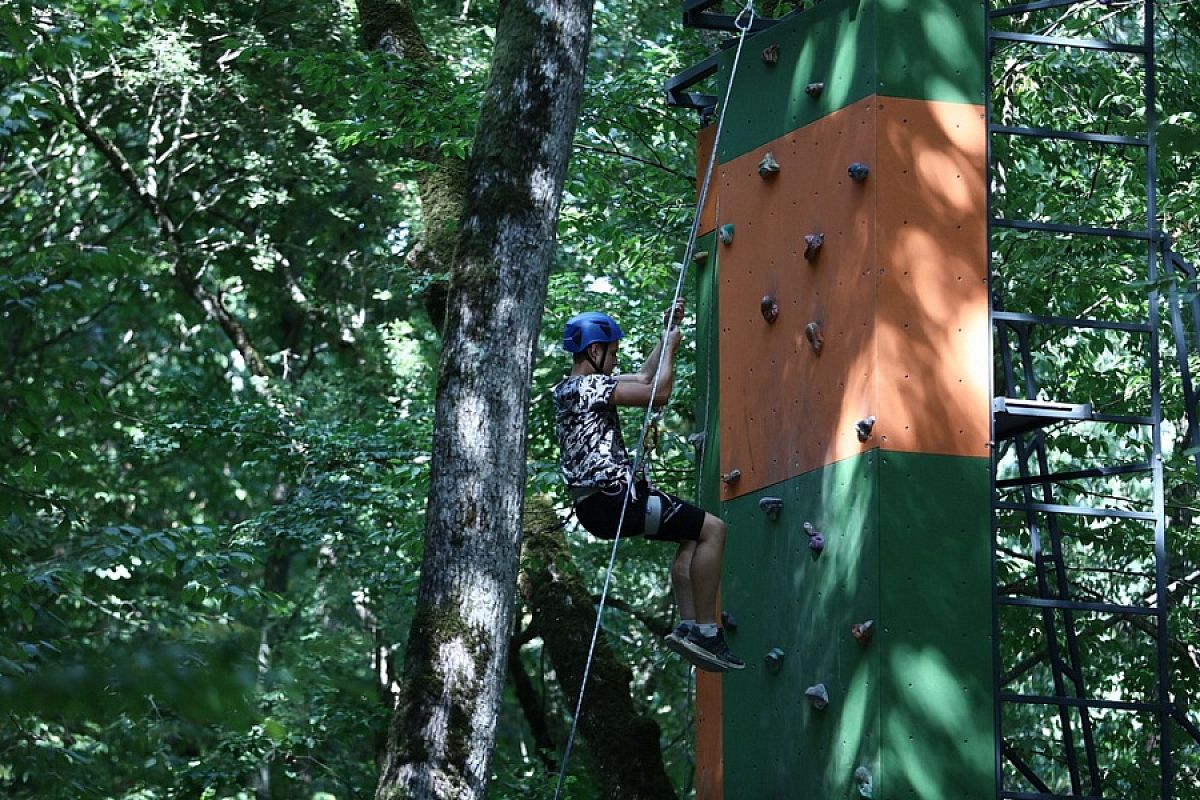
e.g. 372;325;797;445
49;70;274;379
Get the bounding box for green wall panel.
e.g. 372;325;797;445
875;0;985;106
714;0;984;162
715;0;878;164
722;453;881;799
719;451;993;798
876;451;994;799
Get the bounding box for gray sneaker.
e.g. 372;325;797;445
664;623;694;659
676;629;745;672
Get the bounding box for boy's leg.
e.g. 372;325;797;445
673;513;744;671
690;513;726;624
671;540;697;622
664;541;698;658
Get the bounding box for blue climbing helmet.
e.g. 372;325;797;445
561;311;624;353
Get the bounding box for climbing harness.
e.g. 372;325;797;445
552;3;758;796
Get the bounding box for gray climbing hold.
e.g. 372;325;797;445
855;415;876;442
765;647;785;673
805;321;824;354
758;151;781;177
761;43;780;65
848;162;870;182
803;232;824;262
804;683;830;710
805;81;824;97
759;496;783;521
721;610;738;631
855;766;873;798
721;469;742;484
761;295;779;324
693;250;710;265
852;619;875;647
719;223;735;245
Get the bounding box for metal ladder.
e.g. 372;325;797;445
989;1;1198;797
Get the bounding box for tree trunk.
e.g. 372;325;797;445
374;2;595;798
518;497;678;800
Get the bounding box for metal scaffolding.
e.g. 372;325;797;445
989;1;1197;797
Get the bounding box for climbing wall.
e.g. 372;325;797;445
692;2;995;797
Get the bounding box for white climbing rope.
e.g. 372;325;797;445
552;4;757;796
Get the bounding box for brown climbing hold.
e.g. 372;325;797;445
761;43;780;65
852;620;875;647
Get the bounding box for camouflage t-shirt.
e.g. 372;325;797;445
553;374;631;491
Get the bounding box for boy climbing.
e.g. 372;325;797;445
553;302;743;673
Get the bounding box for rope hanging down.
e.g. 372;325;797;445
552;4;757;796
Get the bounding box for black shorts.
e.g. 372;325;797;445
574;481;705;543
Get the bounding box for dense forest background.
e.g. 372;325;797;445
2;1;1198;798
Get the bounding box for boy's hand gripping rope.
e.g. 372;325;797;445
552;4;757;796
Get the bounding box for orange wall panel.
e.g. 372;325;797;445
717;99;880;499
694;672;723;800
714;97;987;499
875;98;990;457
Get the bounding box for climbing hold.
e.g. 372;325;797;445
693;250;710;265
803;233;824;262
721;610;738;631
805;321;824;354
852;620;875;647
855;766;874;798
760;295;779;324
765;647;785;673
759;496;783;521
803;521;825;553
761;43;780;65
805;81;824;97
848;162;870;182
719;223;735;245
804;683;830;710
758;151;781;177
688;432;707;452
855;415;876;442
721;469;742;484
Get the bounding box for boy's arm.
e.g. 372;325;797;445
611;301;685;408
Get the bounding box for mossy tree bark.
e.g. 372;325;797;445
373;2;595;798
519;497;678;799
356;0;466;335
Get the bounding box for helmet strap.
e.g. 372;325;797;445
585;342;609;375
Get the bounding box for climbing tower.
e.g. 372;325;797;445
671;1;1200;798
671;1;994;797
